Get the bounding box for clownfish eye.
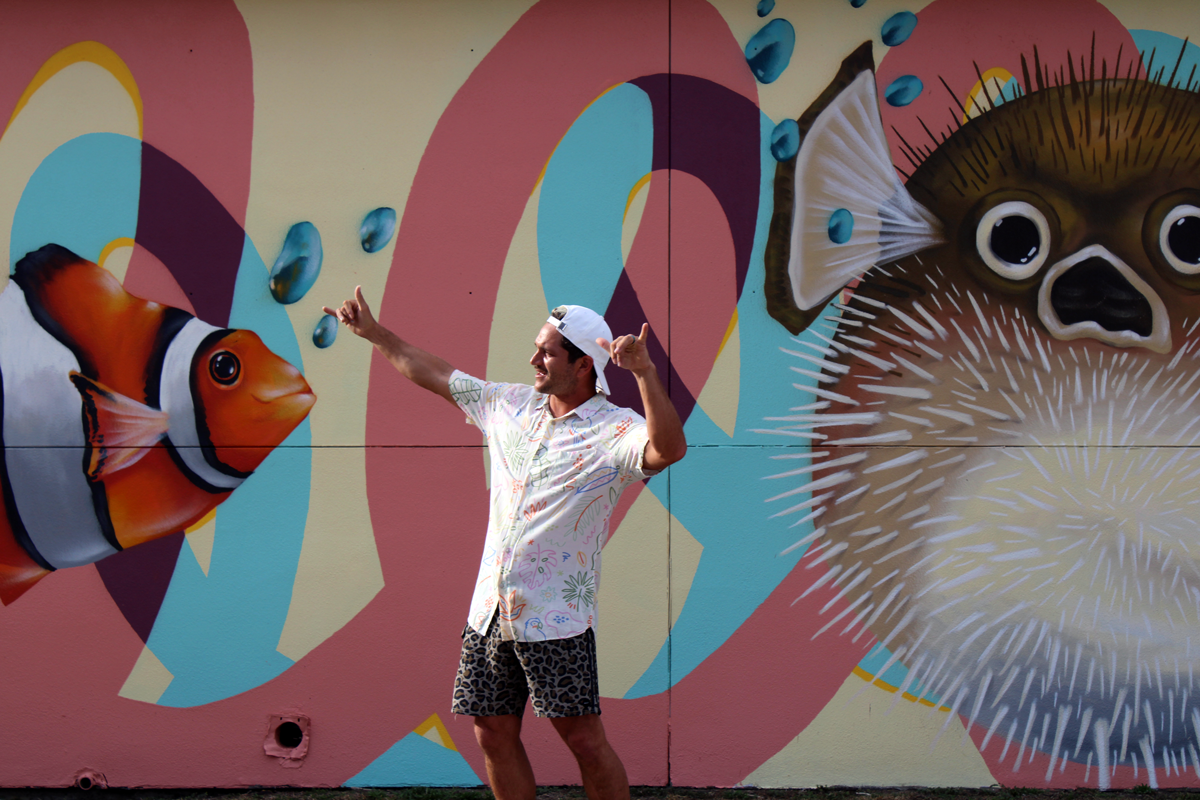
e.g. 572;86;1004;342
209;351;241;385
976;200;1051;280
1159;204;1200;274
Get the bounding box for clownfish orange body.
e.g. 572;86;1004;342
0;244;316;604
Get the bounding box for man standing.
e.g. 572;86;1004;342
323;288;686;800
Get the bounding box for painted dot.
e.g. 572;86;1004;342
884;75;923;107
881;12;917;46
770;119;800;161
360;207;396;253
269;221;323;305
849;0;867;7
756;0;775;16
313;314;338;348
828;209;854;244
745;19;796;84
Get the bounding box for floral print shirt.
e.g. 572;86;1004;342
450;370;655;642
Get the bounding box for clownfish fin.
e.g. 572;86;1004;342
69;372;170;481
0;566;48;606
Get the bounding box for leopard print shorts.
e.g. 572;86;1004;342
451;617;601;718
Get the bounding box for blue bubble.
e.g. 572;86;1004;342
881;11;917;46
269;221;323;304
756;0;775;16
313;313;338;348
359;206;396;253
849;0;867;6
828;209;854;244
770;119;800;161
745;19;795;84
885;75;923;107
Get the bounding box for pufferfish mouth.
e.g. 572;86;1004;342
1037;243;1171;353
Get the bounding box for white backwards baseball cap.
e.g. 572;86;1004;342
547;305;613;394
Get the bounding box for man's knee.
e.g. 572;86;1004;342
474;714;522;753
552;715;609;760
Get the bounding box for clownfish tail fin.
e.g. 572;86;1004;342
69;372;170;481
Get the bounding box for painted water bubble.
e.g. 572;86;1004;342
884;75;922;107
359;207;396;253
849;0;867;7
756;0;775;17
745;18;795;84
313;314;338;348
770;119;800;161
828;209;853;244
881;11;917;46
269;221;323;305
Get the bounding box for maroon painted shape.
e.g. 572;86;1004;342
135;142;245;327
94;532;185;643
604;269;696;423
93;143;246;641
629;73;760;297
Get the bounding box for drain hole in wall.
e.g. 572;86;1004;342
275;721;304;749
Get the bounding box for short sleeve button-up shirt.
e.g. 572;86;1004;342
450;369;654;642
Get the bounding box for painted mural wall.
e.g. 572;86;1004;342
4;0;1200;790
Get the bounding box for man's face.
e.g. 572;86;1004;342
530;323;588;396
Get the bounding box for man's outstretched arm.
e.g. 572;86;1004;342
322;286;456;404
599;323;688;472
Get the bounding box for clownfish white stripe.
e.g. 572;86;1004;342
0;284;118;569
160;318;246;492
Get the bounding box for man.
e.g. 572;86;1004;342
322;287;686;800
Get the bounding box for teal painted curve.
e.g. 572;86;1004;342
9;132;141;269
538;83;653;312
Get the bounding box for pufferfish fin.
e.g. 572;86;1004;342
765;40;944;334
69;372;170;481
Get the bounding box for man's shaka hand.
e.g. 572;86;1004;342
598;323;653;375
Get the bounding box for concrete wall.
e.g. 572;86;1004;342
2;0;1200;789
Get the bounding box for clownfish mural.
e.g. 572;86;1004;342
0;244;315;605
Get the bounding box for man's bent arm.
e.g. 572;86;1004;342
601;323;687;472
633;364;688;472
323;286;456;404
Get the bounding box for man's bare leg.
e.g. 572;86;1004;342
550;714;630;800
474;715;536;800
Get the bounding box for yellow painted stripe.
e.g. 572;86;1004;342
7;41;143;138
97;237;136;270
716;308;739;356
624;173;652;220
852;665;952;711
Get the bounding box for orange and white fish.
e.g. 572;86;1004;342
0;244;316;604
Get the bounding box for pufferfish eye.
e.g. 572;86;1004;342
1159;204;1200;274
975;200;1051;280
209;351;241;385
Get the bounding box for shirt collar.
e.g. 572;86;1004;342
537;391;607;421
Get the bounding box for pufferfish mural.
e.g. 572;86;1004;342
0;243;315;605
765;41;1200;786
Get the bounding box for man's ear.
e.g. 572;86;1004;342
575;354;594;378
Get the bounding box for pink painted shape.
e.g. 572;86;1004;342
622;171;669;353
121;243;196;315
0;0;252;224
877;0;1138;174
666;171;736;400
623;170;737;401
